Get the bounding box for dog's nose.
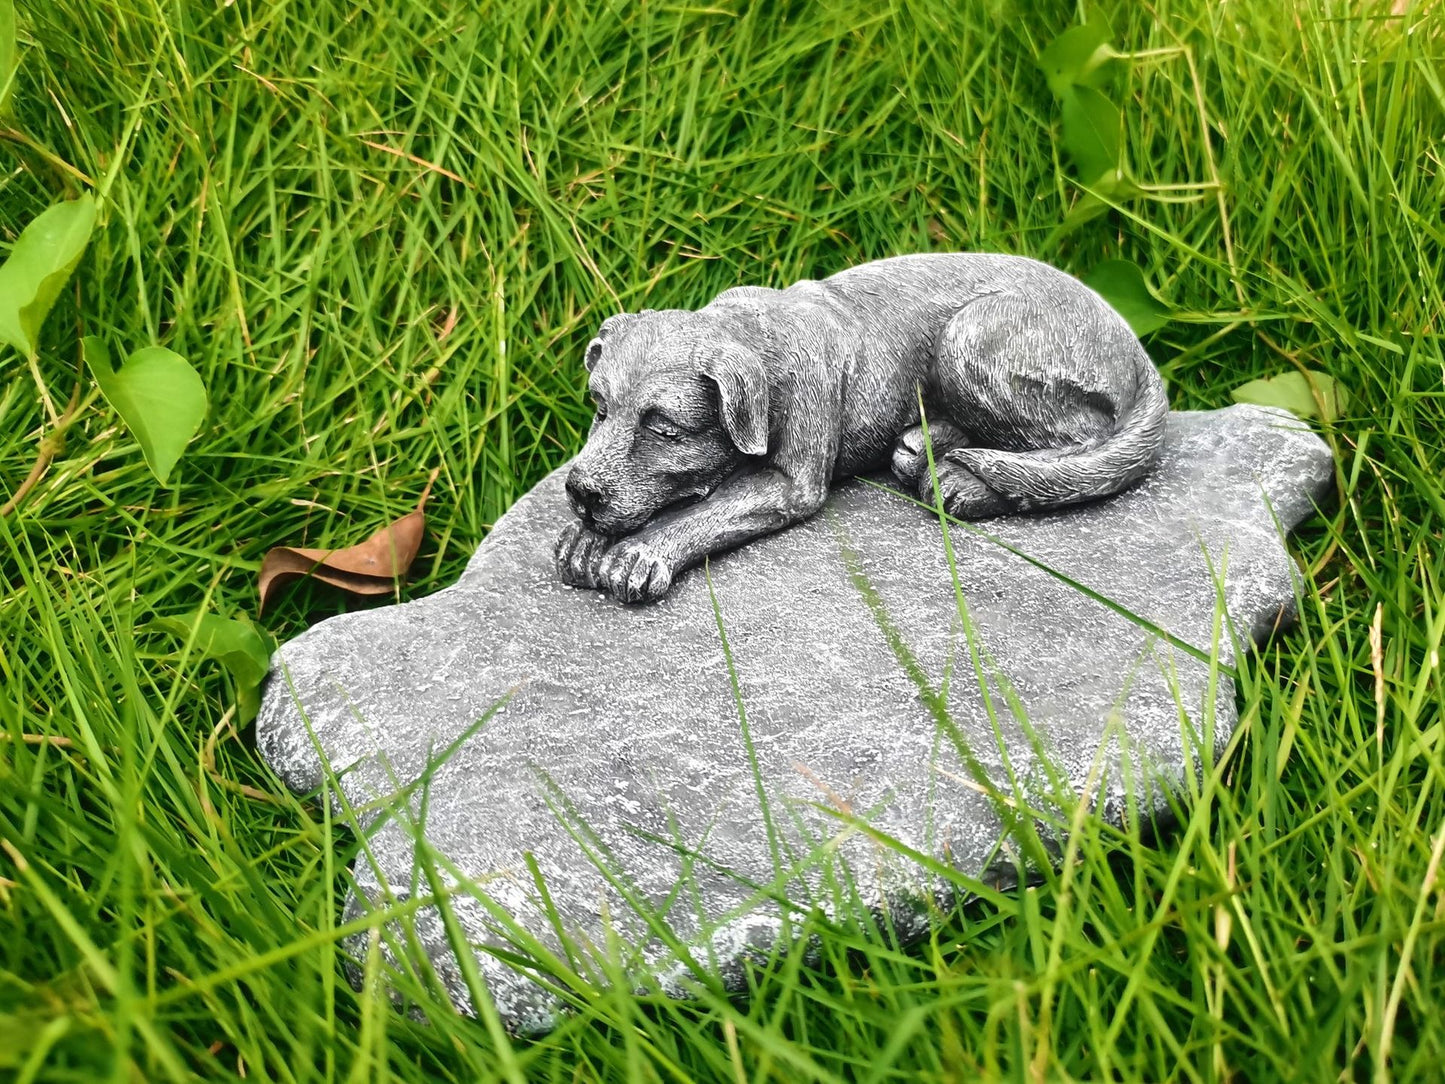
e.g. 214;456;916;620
566;471;605;519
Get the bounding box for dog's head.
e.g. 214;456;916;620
566;310;770;535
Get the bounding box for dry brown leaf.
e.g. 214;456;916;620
258;470;438;613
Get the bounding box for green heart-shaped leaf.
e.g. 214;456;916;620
0;194;96;358
86;336;208;486
1060;85;1123;189
1038;24;1120;99
1231;370;1347;423
1081;259;1171;336
0;0;16;114
149;612;275;723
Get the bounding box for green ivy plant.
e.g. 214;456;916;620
1037;24;1197;336
1041;22;1346;420
0;10;208;513
1231;370;1347;424
0;6;255;716
1039;24;1130;199
0;194;95;358
1080;259;1171;337
148;612;276;724
85;337;208;487
1041;23;1222;232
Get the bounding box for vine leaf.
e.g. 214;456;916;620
1060;85;1124;192
1082;259;1171;336
1231;370;1347;423
1038;23;1120;99
0;0;16;114
1040;25;1136;205
0;194;96;358
258;472;437;613
85;336;208;486
149;612;275;724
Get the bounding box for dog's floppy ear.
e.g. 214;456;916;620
702;347;770;456
583;312;642;372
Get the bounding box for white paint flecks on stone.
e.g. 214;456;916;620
255;405;1333;1033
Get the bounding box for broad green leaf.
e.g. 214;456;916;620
0;0;16;114
1082;259;1171;336
0;194;96;357
1231;369;1347;423
86;336;208;486
1038;24;1120;99
149;612;275;723
1060;85;1123;189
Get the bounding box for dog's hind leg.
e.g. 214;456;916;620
922;283;1160;518
932;291;1122;453
890;420;969;489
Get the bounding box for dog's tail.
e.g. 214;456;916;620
948;351;1169;512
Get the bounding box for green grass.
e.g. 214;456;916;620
1;0;1443;1079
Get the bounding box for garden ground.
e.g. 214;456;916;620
1;1;1443;1080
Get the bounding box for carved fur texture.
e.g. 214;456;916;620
556;253;1169;603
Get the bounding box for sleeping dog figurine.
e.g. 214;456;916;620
555;253;1168;604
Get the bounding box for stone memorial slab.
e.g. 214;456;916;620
256;404;1333;1033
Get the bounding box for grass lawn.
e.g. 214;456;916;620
2;0;1443;1079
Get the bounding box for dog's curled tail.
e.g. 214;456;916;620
949;354;1169;512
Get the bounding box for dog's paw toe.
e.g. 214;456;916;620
598;541;674;604
555;522;610;588
890;428;927;487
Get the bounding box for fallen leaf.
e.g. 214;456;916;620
148;611;275;723
1230;369;1347;423
436;306;459;342
86;336;208;485
258;470;438;613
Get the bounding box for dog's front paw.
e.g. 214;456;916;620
554;520;612;589
892;422;969;488
596;538;675;604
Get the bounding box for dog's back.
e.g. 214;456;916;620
718;252;1167;509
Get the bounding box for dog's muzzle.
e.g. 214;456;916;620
566;468;608;525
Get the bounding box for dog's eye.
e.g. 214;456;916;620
591;396;608;420
642;411;683;441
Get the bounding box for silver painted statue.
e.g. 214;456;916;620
555;253;1168;603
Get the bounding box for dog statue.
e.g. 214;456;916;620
555;253;1168;604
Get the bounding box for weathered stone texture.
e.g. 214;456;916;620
257;405;1333;1032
